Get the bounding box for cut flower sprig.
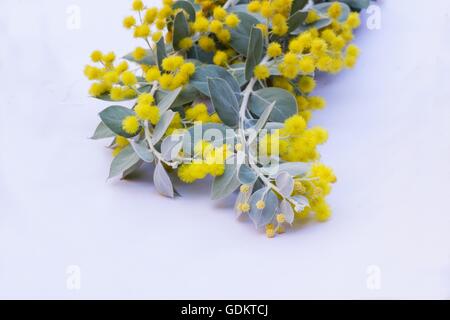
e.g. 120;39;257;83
86;0;368;237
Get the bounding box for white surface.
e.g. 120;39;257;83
1;0;449;299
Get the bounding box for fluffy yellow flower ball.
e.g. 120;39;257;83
254;65;270;80
122;116;140;135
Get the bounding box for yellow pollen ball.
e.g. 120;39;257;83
256;200;265;210
254;64;270;80
122;116;140;135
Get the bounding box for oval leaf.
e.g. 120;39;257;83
249;188;279;228
173;11;190;51
130;140;154;163
172;0;196;21
108;145;140;179
158;87;182;113
249;88;297;123
275;171;294;197
91;121;115;140
291;0;309;13
288;11;308;33
238;164;257;184
211;156;241;200
245;27;264;81
161;134;184;161
292;195;309;212
279;199;295;225
152;110;175;145
154;161;175;198
187;45;214;64
156;37;167;69
99;106;138;138
191;65;240;96
208;78;240;128
228;12;260;56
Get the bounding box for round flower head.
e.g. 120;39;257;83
122;116;140;135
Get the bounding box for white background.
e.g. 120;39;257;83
1;0;449;299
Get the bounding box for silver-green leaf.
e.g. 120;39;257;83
91;121;115;140
275;171;294;197
123;50;155;66
152;110;175;145
130;140;154;163
173;11;190;51
155;37;167;69
288;11;308;33
172;0;196;21
228;12;259;56
279;199;295;225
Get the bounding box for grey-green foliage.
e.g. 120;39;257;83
291;0;309;13
288;11;308;33
109;145;141;179
211;156;241;200
245;27;264;81
156;37;167;69
172;0;196;21
131;140;155;163
279;199;295;225
208;78;240;128
249;88;298;122
238;164;257;184
191;65;241;97
123;50;155;66
173;11;190;51
152;111;175;145
248;188;279;228
157;87;182;113
99;105;138;138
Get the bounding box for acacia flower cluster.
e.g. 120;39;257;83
85;0;368;237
